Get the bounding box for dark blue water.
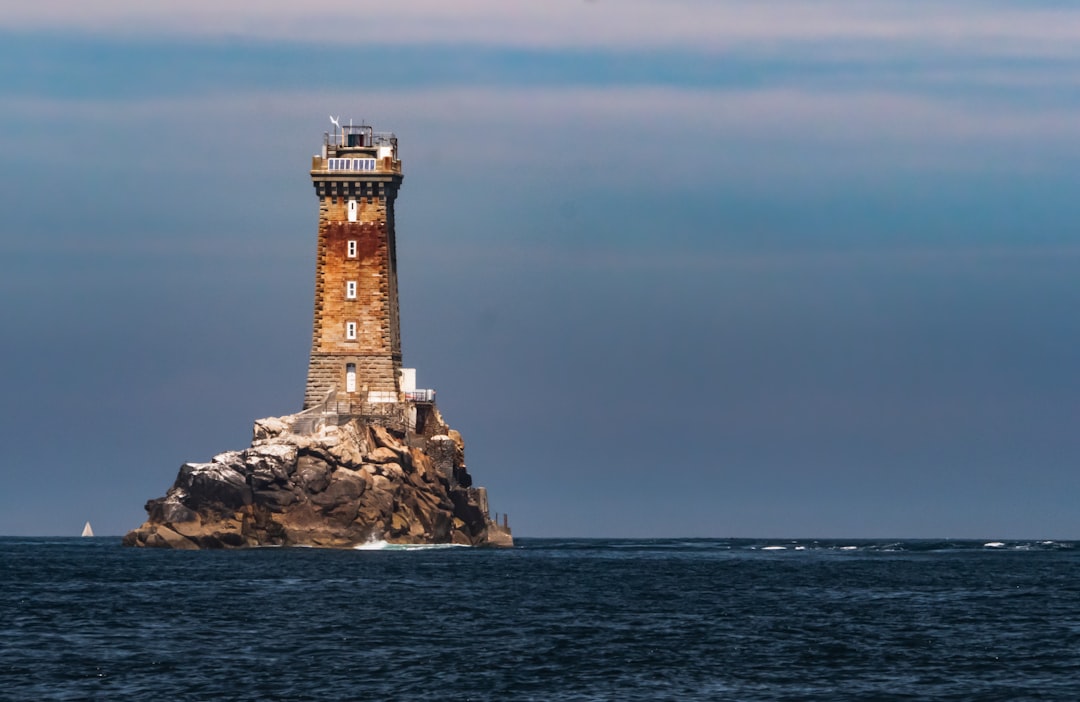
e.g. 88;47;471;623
3;538;1080;701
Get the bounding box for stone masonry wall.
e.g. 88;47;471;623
304;353;399;408
304;188;402;409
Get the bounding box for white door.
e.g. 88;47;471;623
348;199;358;222
345;363;357;393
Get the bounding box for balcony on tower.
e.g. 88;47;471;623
311;123;402;175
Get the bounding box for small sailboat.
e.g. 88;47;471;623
81;521;94;538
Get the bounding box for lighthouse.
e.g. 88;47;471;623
124;120;513;549
304;122;405;413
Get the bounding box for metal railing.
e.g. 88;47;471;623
330;398;413;434
290;388;338;435
323;130;397;148
293;388;437;436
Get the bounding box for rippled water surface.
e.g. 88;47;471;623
3;537;1080;700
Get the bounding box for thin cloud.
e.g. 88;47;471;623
398;239;1080;274
10;83;1077;140
4;84;1079;177
7;0;1080;58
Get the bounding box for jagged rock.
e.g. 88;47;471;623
368;446;401;464
147;524;199;550
309;469;366;510
124;415;513;549
161;495;197;524
253;416;291;442
177;462;251;509
370;425;407;453
296;455;332;493
410;451;436;482
253;485;299;512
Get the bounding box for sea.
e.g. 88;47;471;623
2;538;1079;701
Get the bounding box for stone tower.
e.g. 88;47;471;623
304;123;404;411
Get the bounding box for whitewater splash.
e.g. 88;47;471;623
353;537;467;551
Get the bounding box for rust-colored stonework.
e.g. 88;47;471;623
305;125;404;409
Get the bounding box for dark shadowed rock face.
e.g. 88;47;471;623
124;416;512;549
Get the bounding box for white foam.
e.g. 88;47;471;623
840;546;858;551
354;538;392;550
984;542;1006;548
353;538;467;551
761;545;787;551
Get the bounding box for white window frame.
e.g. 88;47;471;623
345;321;357;340
346;281;357;299
347;240;357;258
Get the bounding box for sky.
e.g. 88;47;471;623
2;1;1080;539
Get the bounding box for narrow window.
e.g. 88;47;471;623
346;281;357;299
346;363;357;393
347;240;357;258
345;321;357;340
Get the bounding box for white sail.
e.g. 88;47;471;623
81;521;94;538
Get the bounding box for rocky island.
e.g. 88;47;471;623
125;121;512;549
124;408;511;549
